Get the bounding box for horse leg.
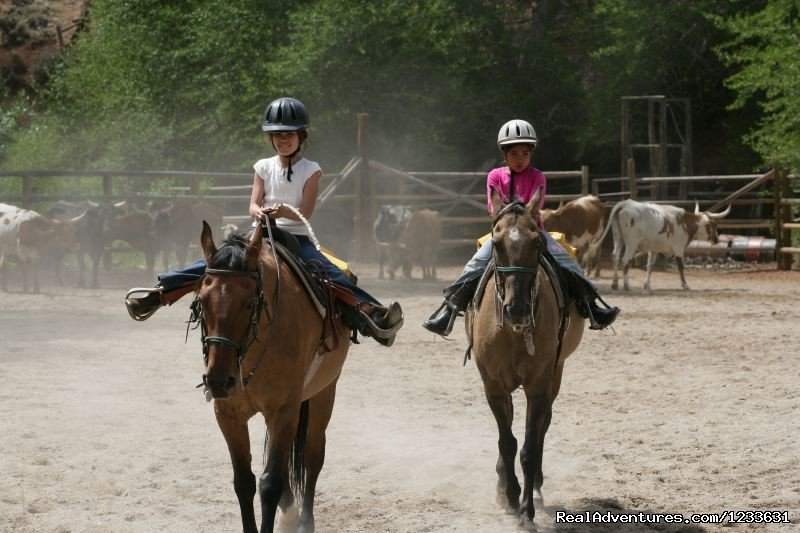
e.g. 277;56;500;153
260;404;301;533
483;382;520;512
519;391;552;527
533;363;565;507
214;404;258;533
294;381;338;533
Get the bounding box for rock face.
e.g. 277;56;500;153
0;0;86;91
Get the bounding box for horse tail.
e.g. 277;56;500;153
289;399;309;499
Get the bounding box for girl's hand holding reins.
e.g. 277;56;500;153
255;204;287;224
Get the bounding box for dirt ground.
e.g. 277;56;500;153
1;260;798;533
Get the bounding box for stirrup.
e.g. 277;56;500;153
422;300;459;337
585;301;620;331
125;287;162;321
358;305;404;341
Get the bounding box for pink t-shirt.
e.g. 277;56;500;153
486;166;547;213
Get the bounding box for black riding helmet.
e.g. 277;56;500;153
261;97;309;132
262;97;309;182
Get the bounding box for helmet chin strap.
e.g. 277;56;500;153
273;140;305;182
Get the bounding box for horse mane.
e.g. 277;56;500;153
493;201;527;226
209;234;250;270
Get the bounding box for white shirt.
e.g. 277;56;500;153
253;156;321;236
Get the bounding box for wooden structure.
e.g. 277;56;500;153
621;95;692;198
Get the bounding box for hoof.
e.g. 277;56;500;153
518;510;535;530
533;488;544;509
277;504;300;532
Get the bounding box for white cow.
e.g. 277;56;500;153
585;199;730;291
0;203;78;293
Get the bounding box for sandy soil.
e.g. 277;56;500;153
1;261;798;532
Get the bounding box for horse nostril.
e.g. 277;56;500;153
225;377;236;390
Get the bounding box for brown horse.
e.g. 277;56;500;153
465;190;585;528
196;222;351;533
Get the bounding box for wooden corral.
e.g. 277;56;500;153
1;149;798;272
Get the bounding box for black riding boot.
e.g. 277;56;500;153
422;275;481;336
573;280;620;330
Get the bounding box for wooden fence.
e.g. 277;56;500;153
1;160;797;269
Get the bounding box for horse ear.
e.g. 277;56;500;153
489;188;504;216
245;224;263;271
201;221;217;264
526;187;543;217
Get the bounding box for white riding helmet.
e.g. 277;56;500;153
497;119;538;148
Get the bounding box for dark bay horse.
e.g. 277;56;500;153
196;222;351;533
465;190;585;528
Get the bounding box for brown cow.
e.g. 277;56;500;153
151;200;223;269
111;209;160;277
386;209;441;281
542;195;606;277
0;203;78;293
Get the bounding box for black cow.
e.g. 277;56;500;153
373;205;412;279
48;200;126;288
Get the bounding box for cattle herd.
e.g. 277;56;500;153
372;195;732;290
0;199;222;292
0;195;734;294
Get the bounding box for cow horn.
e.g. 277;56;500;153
694;201;700;215
114;200;127;208
87;199;99;208
707;204;732;219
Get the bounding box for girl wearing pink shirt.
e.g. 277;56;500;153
423;119;619;336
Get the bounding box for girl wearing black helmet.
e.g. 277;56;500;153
126;97;404;347
423;119;619;337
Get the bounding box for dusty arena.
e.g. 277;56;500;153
1;261;798;532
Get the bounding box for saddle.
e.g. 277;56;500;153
261;227;362;353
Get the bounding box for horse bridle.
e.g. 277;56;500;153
196;267;265;360
491;202;542;297
490;202;544;335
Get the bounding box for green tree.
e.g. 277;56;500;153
714;0;800;172
566;0;761;174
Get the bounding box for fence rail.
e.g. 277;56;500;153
1;162;797;268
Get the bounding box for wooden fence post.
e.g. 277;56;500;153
355;113;371;262
775;169;794;270
22;174;33;209
627;158;637;200
103;174;113;269
188;175;200;195
581;165;589;196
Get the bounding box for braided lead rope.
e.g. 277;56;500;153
278;203;321;250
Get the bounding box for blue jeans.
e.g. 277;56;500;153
157;236;381;308
448;231;597;291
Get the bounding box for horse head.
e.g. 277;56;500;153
490;188;544;331
198;222;265;399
